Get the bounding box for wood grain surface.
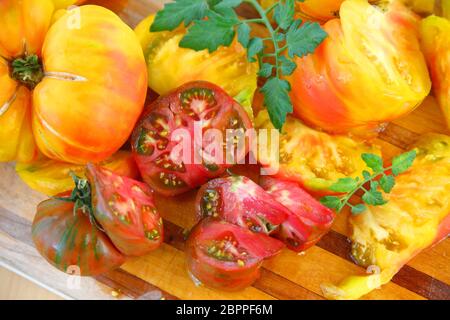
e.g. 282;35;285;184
0;0;449;300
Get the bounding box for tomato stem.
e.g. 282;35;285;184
10;54;44;89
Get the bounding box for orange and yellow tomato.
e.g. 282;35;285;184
0;2;147;164
420;15;450;130
289;0;431;136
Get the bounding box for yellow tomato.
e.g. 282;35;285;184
16;151;139;196
134;15;258;116
420;15;450;130
52;0;86;9
289;0;431;136
255;109;381;194
322;134;450;300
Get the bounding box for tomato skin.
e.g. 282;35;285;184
32;194;125;276
132;81;252;196
87;164;163;257
261;177;336;252
255;110;381;195
420;15;450;130
261;0;343;22
196;176;289;234
16;151;139;196
52;0;86;9
289;0;431;135
186;219;284;291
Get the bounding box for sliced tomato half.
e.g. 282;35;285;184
260;177;336;252
186;219;284;291
87;164;163;256
131;81;253;196
196;176;289;234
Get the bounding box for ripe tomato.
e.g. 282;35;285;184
16;151;139;196
261;0;343;22
260;177;336;252
0;3;147;164
255;110;381;195
52;0;86;9
196;176;288;234
87;164;163;257
323;133;450;300
186;219;284;291
134;14;258;118
32;194;125;276
420;15;450;130
289;0;431;135
131;81;252;196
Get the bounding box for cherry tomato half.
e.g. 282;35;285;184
87;164;163;257
131;81;253;196
196;176;289;234
260;177;336;252
186;219;284;291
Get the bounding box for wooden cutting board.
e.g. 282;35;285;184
0;0;449;300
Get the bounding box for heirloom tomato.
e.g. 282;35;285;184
16;151;139;196
87;164;163;256
289;0;431;135
261;177;336;252
134;14;258;117
261;0;343;22
255;110;381;195
131;81;252;196
196;176;288;234
0;3;147;164
322;134;450;300
32;194;125;276
52;0;85;9
186;219;284;291
420;15;450;130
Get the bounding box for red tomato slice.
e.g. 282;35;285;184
260;177;336;252
196;176;289;234
131;81;252;196
87;164;163;256
186;219;284;291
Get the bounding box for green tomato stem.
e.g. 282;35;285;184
10;54;44;89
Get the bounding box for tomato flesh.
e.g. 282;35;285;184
196;176;289;234
32;194;125;276
87;164;163;256
260;177;336;252
132;81;252;196
186;219;284;291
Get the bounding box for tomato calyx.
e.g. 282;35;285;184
10;54;44;89
55;172;104;232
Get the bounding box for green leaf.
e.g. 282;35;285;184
369;180;379;191
362;190;387;206
237;22;251;48
279;56;296;76
214;0;242;9
151;0;209;32
260;78;292;130
274;0;295;30
362;170;371;180
329;177;359;193
247;37;264;62
179;11;238;52
351;204;367;215
320;196;342;210
362;153;384;173
286;21;327;58
379;175;395;193
392;150;417;176
258;63;273;78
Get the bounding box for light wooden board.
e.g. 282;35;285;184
0;0;449;300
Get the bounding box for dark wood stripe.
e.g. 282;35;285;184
317;230;450;300
96;269;178;300
379;123;420;150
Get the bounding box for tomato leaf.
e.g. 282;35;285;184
362;189;387;206
260;78;292;130
286;21;328;58
247;37;264;62
274;0;295;30
392;150;417;176
151;0;210;32
351;204;367;215
279;56;297;76
259;63;273;78
320;196;342;211
362;153;383;173
237;22;251;48
379;175;395;193
214;0;243;9
329;177;359;193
